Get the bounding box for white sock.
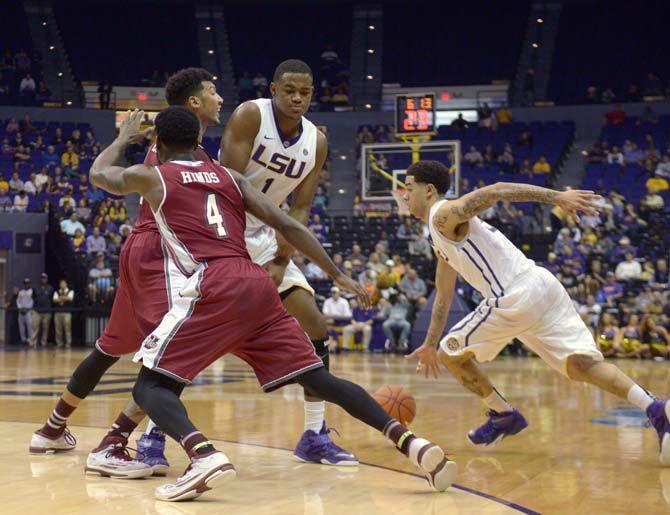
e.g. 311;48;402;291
482;389;513;413
627;384;654;410
304;401;325;433
145;419;162;436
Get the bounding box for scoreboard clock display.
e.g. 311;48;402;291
395;93;436;135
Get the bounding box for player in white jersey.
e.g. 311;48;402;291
403;160;670;463
219;59;357;466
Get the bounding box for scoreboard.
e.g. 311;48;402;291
395;93;436;135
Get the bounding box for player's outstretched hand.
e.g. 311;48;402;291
334;274;371;308
405;342;441;379
555;189;600;218
118;109;151;144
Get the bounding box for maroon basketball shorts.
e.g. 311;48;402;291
96;231;188;357
133;257;324;390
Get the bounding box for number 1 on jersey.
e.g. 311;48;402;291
261;178;274;194
206;193;227;237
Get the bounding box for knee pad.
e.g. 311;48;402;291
312;339;329;370
67;348;119;399
133;366;184;405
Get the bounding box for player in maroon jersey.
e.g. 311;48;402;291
29;69;221;470
85;106;456;502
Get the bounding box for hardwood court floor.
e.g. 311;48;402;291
1;349;670;514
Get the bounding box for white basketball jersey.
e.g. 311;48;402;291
243;98;317;232
428;199;535;299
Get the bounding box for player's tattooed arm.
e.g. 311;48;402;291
423;259;457;347
406;259;457;379
434;183;597;239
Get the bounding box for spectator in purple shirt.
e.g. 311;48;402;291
85;184;105;203
83;131;98;155
612;236;637;264
5;118;19;134
560;245;585;275
346;244;367;266
103;214;118;235
86;227;107;255
596;272;624;306
1;137;14;155
308;214;328;242
342;298;374;349
332;253;344;272
623;143;645;164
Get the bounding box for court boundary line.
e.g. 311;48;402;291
10;420;539;514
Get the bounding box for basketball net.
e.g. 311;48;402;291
391;188;409;215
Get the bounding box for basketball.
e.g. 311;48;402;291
373;385;416;425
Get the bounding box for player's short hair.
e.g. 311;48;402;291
407;160;451;195
155;106;200;151
165;67;214;106
273;59;313;82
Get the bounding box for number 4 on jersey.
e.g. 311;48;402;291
206;193;227;237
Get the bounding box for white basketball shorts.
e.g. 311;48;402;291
439;266;603;377
244;225;315;296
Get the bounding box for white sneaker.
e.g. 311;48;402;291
85;437;153;479
408;438;458;492
29;428;77;454
155;451;236;502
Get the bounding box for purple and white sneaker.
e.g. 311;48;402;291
136;427;170;476
646;399;670;465
293;422;359;466
467;409;528;446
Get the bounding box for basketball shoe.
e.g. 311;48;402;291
85;436;153;479
408;437;458;491
155;451;236;502
136;427;170;476
467;409;528;446
293;422;359;466
29;427;77;454
646;398;670;465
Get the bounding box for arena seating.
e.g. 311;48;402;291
582;115;670;205
549;2;668;104
224;3;351;84
0;5;44;106
358;120;575;193
1;115;104;212
382;3;529;86
54;1;199;85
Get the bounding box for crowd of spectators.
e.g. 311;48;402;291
4;274;75;348
237;44;351;111
539;188;669;360
0;49;51;106
583;72;669;105
1;113;129;310
312;184;668;358
297;212;432;353
0;115;103;213
586;106;670;199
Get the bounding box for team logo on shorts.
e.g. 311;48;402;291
446;338;459;351
143;334;160;350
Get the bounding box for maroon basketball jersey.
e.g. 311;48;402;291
153;159;249;274
133;143;215;233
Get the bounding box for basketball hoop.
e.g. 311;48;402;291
391;188;409;216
